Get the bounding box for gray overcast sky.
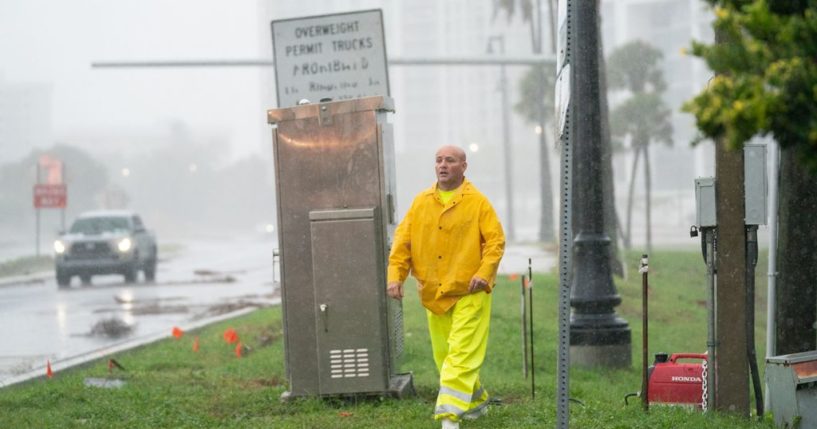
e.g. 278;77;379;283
1;0;271;161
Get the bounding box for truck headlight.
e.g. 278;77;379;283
54;240;66;254
117;238;132;252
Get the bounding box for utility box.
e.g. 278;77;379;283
693;144;768;229
268;96;412;399
694;177;717;228
766;350;817;428
743;143;767;226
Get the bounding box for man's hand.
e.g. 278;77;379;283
387;281;404;300
468;275;489;293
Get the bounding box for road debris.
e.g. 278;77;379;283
89;318;134;338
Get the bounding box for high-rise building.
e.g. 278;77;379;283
0;79;52;162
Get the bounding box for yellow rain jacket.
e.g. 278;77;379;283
387;179;505;314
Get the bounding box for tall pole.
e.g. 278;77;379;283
536;0;556;243
764;140;779;413
568;0;631;368
489;35;516;242
555;0;574;424
35;162;41;257
714;133;749;414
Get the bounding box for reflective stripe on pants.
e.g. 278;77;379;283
427;291;492;421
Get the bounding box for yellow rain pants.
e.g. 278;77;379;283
428;290;492;422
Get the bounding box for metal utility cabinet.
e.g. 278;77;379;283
766;350;817;428
268;96;411;399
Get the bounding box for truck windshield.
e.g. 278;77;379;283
70;217;131;234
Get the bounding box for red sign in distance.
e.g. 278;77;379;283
33;184;67;209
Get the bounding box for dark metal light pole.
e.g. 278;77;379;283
487;35;515;242
569;0;631;368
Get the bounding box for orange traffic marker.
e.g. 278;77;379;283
235;342;243;358
172;326;184;339
193;336;200;352
223;328;238;344
46;360;53;379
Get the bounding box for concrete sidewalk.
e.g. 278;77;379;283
498;242;557;276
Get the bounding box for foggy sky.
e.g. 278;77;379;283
0;0;268;162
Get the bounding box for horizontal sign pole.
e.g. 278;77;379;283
91;55;557;69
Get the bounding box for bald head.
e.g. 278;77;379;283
436;145;467;162
435;145;468;191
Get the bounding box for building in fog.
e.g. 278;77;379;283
0;78;52;162
601;0;716;243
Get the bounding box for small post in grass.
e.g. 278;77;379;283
521;275;528;379
528;258;535;399
640;254;649;411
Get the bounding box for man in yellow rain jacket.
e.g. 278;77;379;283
387;145;505;429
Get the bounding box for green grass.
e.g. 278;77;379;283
0;250;775;428
0;255;53;277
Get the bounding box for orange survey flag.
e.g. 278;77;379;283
172;326;184;339
235;342;242;358
193;336;200;352
46;360;53;379
223;328;238;344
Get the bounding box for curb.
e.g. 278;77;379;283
0;305;271;389
0;271;53;288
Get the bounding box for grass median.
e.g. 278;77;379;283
0;255;52;278
0;250;774;428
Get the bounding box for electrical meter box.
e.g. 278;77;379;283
694;144;768;228
268;96;412;399
766;350;817;428
743;143;767;226
695;177;717;228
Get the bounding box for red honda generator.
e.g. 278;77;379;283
647;352;707;407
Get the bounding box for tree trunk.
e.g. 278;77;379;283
624;145;642;249
644;143;652;254
775;147;817;354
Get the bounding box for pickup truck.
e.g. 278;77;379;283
53;210;158;288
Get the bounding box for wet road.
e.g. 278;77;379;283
0;236;279;385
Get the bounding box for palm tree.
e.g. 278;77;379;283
493;0;557;243
607;40;673;253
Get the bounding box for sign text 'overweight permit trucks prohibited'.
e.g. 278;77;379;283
271;9;390;108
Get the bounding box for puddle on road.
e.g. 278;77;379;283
114;295;186;304
193;268;246;276
131;303;190;316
